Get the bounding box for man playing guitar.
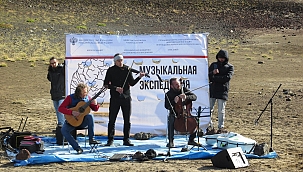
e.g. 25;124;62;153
58;83;100;154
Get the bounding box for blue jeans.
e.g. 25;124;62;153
61;114;95;150
209;98;226;129
53;99;65;126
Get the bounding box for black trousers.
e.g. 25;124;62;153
167;113;197;142
107;97;131;141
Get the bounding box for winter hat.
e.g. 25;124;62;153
114;54;124;61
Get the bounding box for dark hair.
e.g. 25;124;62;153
74;83;87;99
114;53;122;58
49;57;56;61
170;78;177;85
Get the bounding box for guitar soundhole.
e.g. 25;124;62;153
78;107;85;113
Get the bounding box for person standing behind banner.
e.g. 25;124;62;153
47;57;65;127
58;83;100;154
207;49;234;134
103;53;145;146
164;78;202;148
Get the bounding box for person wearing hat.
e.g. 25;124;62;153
207;49;234;134
103;53;145;146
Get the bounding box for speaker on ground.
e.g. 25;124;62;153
211;147;249;169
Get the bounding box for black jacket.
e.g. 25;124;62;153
208;50;234;100
103;65;141;99
164;87;197;113
47;64;65;101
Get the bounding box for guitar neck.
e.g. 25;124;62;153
81;87;107;109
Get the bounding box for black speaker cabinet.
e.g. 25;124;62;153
211;147;249;169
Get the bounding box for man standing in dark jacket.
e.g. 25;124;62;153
208;50;234;134
47;57;65;127
103;53;145;146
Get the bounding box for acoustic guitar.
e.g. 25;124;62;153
65;87;107;127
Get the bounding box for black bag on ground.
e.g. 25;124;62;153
9;131;32;148
134;132;152;140
19;136;44;153
132;151;149;161
19;141;37;153
55;126;76;145
145;149;157;159
19;141;45;153
253;143;269;156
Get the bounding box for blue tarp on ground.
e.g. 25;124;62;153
9;135;278;166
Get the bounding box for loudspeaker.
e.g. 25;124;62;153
211;147;249;169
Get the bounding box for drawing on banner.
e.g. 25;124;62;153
69;58;109;117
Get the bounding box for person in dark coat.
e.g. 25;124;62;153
47;57;65;127
208;49;234;134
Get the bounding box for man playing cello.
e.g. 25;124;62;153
164;78;202;148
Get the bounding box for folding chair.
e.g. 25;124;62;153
63;126;88;152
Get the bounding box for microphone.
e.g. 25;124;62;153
213;64;218;74
156;74;163;82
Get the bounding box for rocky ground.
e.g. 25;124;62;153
0;0;303;171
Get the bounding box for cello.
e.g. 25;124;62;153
173;78;197;134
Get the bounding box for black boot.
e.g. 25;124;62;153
123;139;134;146
166;128;174;148
166;115;174;148
89;139;100;145
166;138;174;148
105;123;115;146
188;131;202;147
123;123;134;146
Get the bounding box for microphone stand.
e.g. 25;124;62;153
255;83;282;152
183;83;211;152
163;90;174;162
183;82;212;94
156;74;177;162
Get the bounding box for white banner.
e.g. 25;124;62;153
65;34;211;136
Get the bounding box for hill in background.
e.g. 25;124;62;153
0;0;302;60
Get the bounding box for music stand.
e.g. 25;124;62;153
255;83;282;152
194;106;208;151
182;106;209;152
